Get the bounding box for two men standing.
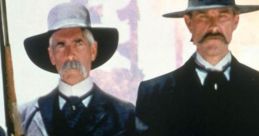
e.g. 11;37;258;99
17;0;259;136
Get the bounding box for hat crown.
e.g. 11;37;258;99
47;3;91;31
188;0;236;7
163;0;259;18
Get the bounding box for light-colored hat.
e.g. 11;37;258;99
24;2;118;73
163;0;259;18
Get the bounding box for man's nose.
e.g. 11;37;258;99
66;45;76;60
209;17;220;33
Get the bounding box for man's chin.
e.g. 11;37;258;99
62;75;86;85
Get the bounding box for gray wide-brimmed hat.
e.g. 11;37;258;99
163;0;259;18
24;2;118;73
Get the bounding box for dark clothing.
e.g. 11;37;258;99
0;126;5;136
136;55;259;136
20;84;136;136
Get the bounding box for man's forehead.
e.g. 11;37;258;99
189;7;237;14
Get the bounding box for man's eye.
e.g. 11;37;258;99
198;14;207;19
219;13;230;19
75;40;84;46
53;42;65;50
58;43;65;47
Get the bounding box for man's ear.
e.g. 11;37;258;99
184;15;192;32
91;42;98;61
233;14;239;30
48;47;56;65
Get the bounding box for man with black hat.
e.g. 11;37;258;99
136;0;259;135
19;2;135;136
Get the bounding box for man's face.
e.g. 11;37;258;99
48;28;97;85
184;8;239;59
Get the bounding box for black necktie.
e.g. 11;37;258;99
61;96;85;128
196;62;230;92
59;91;92;128
204;71;227;92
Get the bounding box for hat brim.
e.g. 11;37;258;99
163;5;259;18
24;27;118;73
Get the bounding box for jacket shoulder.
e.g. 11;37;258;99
140;71;176;88
237;62;259;75
139;57;192;92
19;99;39;121
232;59;259;82
138;70;178;94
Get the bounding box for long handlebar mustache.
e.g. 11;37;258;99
198;33;228;44
59;60;87;77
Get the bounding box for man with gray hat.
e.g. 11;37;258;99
19;2;135;136
136;0;259;135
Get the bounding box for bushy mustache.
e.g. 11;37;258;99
59;60;87;77
198;32;228;44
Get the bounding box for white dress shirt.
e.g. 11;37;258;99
195;52;232;85
58;77;94;109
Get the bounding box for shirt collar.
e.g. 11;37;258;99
195;52;232;85
59;95;92;109
58;77;94;109
196;52;232;71
58;77;94;97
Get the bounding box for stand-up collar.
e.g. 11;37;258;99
58;77;93;97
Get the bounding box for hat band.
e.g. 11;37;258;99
187;5;235;12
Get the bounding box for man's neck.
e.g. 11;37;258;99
199;53;229;65
195;52;231;71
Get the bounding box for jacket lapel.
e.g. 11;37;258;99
179;55;203;91
81;84;109;133
38;88;59;135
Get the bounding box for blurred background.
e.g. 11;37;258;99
1;0;259;129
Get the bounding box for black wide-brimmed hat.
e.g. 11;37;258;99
24;2;118;73
163;0;259;18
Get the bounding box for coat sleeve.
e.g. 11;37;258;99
18;100;48;136
135;81;153;135
135;74;175;136
0;126;5;136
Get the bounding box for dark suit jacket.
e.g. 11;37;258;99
20;84;136;136
136;55;259;136
0;126;5;136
